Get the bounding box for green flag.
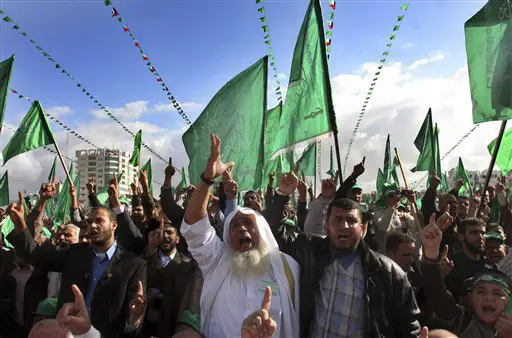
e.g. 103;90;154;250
380;134;400;190
1;217;15;248
465;1;512;123
180;167;187;189
326;146;336;178
488;127;512;175
268;0;334;160
48;156;57;182
411;108;435;173
96;172;123;206
182;56;267;190
141;158;153;196
455;157;473;195
129;130;142;167
433;123;443;184
53;163;75;226
0;171;9;206
0;55;14;129
2;101;56;165
296;142;316;177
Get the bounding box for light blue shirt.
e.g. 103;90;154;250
85;241;118;313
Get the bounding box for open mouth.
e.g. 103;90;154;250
482;305;496;314
239;238;252;246
337;234;349;240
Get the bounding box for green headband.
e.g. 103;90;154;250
473;274;511;295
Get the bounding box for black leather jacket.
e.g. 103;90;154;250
267;195;421;338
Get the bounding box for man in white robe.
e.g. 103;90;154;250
181;134;300;338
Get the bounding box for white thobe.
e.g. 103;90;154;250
181;215;300;338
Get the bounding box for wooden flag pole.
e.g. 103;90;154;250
53;142;73;186
478;120;508;216
394;147;422;226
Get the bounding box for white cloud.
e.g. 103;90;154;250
277;73;288;80
46;106;72;118
92;100;148;120
401;41;413;49
406;51;446;71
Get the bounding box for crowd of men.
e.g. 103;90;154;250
1;133;512;338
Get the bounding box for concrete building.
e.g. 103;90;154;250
75;148;136;202
447;168;507;191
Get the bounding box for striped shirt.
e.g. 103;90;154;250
311;253;366;338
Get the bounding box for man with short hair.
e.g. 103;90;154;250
181;134;300;338
386;232;416;272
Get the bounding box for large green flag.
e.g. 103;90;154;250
326;146;336;178
296;142;316;177
456;157;473;195
180;167;187;189
0;171;9;206
488;127;512;175
141;158;153;196
0;55;14;129
411;108;435;173
182;56;267;190
129;130;142;167
53;163;75;226
465;1;512;123
48;156;57;181
2;101;56;165
268;0;334;159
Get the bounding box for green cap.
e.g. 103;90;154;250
485;232;505;243
177;310;201;333
34;298;58;317
470;269;512;295
351;182;362;191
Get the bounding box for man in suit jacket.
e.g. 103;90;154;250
7;191;147;338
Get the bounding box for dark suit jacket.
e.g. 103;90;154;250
8;229;147;338
146;251;196;337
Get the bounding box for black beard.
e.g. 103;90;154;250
464;240;485;255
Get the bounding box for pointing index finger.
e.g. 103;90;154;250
261;286;272;312
136;280;144;297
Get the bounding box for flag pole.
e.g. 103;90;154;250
394;147;422;224
477;120;507;216
53;142;73;186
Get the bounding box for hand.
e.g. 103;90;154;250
128;281;146;327
496;313;512;337
8;192;26;230
130;180;137;195
297;172;307;198
351;157;365;178
456;179;464;189
224;179;238;200
429;172;441;188
40;176;57;200
269;172;275;184
108;175;120;207
419;327;429;338
321;179;336;199
496;181;505;194
204;134;235;181
241;286;277;338
437;209;454;232
35;234;47;246
57;284;91;334
222;167;233;184
439;245;454;277
70;185;77;197
139;169;149;189
147;228;163;251
87;178;96;195
385;190;402;207
165;164;176;178
279;172;298;196
420;214;443;260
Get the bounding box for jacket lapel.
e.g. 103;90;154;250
94;245;124;290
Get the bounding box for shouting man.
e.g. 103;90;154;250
181;134;299;338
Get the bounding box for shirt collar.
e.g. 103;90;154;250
93;241;117;260
159;248;177;261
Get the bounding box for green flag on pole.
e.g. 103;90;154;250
183;56;268;190
411;108;435;173
433;123;443;188
488;127;512;175
455;157;473;195
379;134;399;191
45;157;57;217
129;130;142;167
0;171;9;206
0;55;14;129
48;156;57;182
268;0;335;159
141;158;153;196
465;1;512;123
296;142;316;177
2;101;56;165
53;163;76;227
180;167;187;189
326;146;336;178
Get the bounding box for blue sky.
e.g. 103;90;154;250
0;0;494;194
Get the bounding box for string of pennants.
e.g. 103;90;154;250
325;0;336;59
0;10;168;164
342;3;410;173
104;1;191;125
255;0;283;103
1;123;78;164
10;88;101;150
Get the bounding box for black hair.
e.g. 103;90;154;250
90;206;116;222
326;198;361;220
458;218;486;235
386;231;415;253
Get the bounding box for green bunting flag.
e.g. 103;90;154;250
2;101;56;165
141;158;153;196
488;127;512;175
129;130;142;167
465;0;512;123
455;157;473;195
183;56;267;190
0;172;9;206
326;146;336;178
0;55;14;130
411;108;435;173
268;0;334;160
180;167;187;189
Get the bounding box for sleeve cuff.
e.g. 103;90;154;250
113;205;125;215
74;325;101;338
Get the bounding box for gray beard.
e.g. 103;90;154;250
229;241;270;278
